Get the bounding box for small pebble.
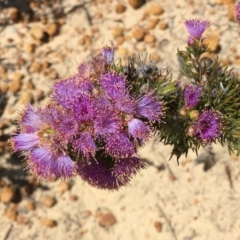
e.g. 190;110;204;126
35;89;44;101
45;23;59;36
9;79;22;93
42;219;57;228
5;204;18;221
29;26;45;40
115;3;126;13
147;18;159;30
42;196;56;208
29;61;42;73
159;22;168;30
115;36;125;45
94;12;103;20
0;185;16;203
27;200;36;211
151;53;161;63
98;213;117;227
47;68;59;80
144;34;156;43
19;91;34;104
132;28;146;41
24;43;36;53
148;4;164;15
154;221;163;232
111;27;124;38
69;195;78;201
59;181;70;193
128;0;145;9
24;81;34;90
13;72;24;82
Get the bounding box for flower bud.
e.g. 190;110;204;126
189;110;199;120
187;36;195;46
187;126;196;137
179;107;188;117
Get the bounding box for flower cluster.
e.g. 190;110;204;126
10;47;163;190
10;15;240;189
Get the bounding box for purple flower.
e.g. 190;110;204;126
114;97;135;114
184;84;201;108
128;118;150;143
101;73;127;100
112;157;146;177
11;105;44;152
11;133;39;152
193;109;222;144
11;103;77;180
77;156;146;190
100;73;136;113
184;18;211;39
57;115;79;141
94;113;120;136
28;148;75;180
73;96;95;122
52;76;93;109
105;131;135;158
136;93;163;121
73;132;97;158
101;47;115;64
18;104;43;133
39;105;79;142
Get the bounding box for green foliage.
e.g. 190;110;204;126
116;39;240;162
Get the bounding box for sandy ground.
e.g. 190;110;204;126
1;0;240;239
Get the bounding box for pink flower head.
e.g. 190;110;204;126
11;104;77;180
136;93;163;122
73;132;97;158
101;73;127;100
105;131;135;158
28;148;75;180
18;104;43;133
128;118;150;144
77;156;146;190
184;84;202;108
94;112;120;136
193;109;222;144
11;133;40;152
52;75;93;109
184;18;211;40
